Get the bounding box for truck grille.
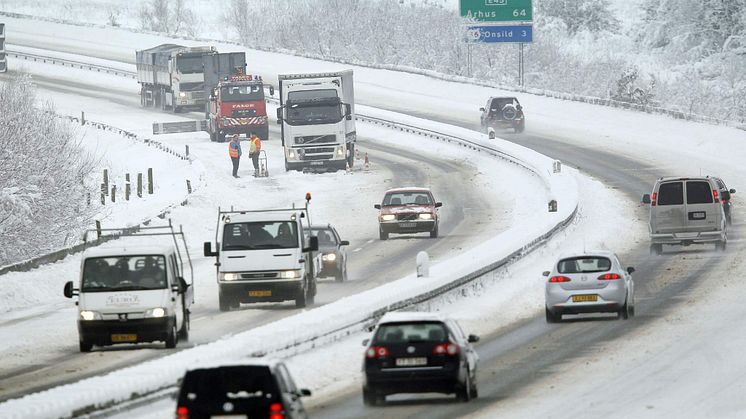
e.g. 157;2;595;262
191;91;206;100
240;272;279;280
397;213;418;221
294;135;336;145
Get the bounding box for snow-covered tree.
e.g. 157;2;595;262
539;0;620;35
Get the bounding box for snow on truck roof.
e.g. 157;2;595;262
222;210;305;224
385;187;432;194
82;244;175;259
378;311;447;324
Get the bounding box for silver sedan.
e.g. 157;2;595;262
544;250;635;323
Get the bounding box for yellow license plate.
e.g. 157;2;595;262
572;294;598;302
111;334;137;342
249;290;272;297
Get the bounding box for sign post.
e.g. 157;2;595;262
0;23;6;73
460;0;533;86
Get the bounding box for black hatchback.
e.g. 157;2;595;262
175;361;311;419
362;312;480;405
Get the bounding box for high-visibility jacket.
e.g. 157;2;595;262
249;136;262;154
229;141;241;158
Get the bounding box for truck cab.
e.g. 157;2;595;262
276;71;356;172
204;199;319;310
208;74;273;142
63;224;194;352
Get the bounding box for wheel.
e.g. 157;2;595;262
219;291;231;312
716;240;727;252
178;309;190;341
295;284;307;308
165;322;178;348
618;299;631;320
430;224;439;238
306;278;316;306
260;126;269;142
363;387;384;406
469;373;479;399
173;105;181;113
347;143;355;168
379;229;388;240
650;244;663;256
218;133;226;143
335;264;348;282
79;340;93;353
545;307;561;323
457;372;472;402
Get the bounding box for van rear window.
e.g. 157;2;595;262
657;182;683;206
686;181;713;204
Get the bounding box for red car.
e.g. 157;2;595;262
374;187;442;240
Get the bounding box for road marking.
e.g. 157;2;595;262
353;247;363;252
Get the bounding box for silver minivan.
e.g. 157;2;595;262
642;177;727;255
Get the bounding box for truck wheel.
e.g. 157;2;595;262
347;143;355;168
173;105;181;114
379;229;388;241
178;309;190;341
219;291;231;312
650;244;663;256
165;322;178;349
261;126;269;142
716;240;727;252
79;340;93;353
295;286;307;308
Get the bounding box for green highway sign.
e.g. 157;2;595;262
460;0;533;22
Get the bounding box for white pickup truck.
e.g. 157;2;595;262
63;223;194;352
203;195;320;310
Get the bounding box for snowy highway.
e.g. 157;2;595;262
2;11;746;419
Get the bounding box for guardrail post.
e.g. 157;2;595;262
185;145;189;157
125;182;131;201
111;185;116;203
137;173;143;198
549;200;558;212
553;160;562;173
103;169;109;195
100;183;106;205
81;111;85;125
96;220;101;240
186;179;192;194
147;168;154;194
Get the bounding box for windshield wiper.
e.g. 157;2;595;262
223;245;256;250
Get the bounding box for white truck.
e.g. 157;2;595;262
276;70;356;172
203;195;320;310
63;223;194;352
136;44;217;113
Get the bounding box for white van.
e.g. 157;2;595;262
642;176;727;255
203;197;319;310
63;223;193;352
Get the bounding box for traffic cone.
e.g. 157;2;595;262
364;153;370;171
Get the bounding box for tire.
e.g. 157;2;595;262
260;126;269;142
306;278;316;306
469;373;479;399
219;291;231;312
650;244;663;256
79;340;93;353
363;387;384;406
716;240;727;252
347;143;355;168
379;229;388;241
295;284;307;308
165;322;178;349
430;224;439;238
457;372;472;402
178;309;190;341
334;266;345;282
173;105;181;114
545;307;561;323
619;300;631;320
218;133;226;143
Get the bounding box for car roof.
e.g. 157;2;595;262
384;187;432;194
656;176;714;183
184;357;281;372
556;250;618;260
490;96;518;100
309;224;334;230
378;311;448;324
82;244;175;258
223;210;304;224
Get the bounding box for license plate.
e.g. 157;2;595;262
111;334;137;343
310;161;324;166
396;357;428;367
399;222;416;228
572;294;598;302
689;211;706;220
249;290;272;297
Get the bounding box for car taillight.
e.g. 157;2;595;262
549;276;571;283
713;189;720;203
366;346;389;359
269;402;284;419
176;406;189;419
433;343;460;355
651;192;657;206
598;273;621;280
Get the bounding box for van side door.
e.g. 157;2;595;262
652;181;686;234
168;254;184;329
684;180;719;232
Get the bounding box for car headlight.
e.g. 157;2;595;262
418;213;433;220
220;272;240;281
179;92;186;98
79;310;102;321
322;253;337;262
381;214;395;221
144;307;167;318
280;270;301;279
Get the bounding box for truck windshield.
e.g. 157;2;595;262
221;84;264;102
176;56;204;74
286;103;341;125
82;256;167;292
222;221;298;250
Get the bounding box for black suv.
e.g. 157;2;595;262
362;312;480;405
710;176;736;225
175;362;311;419
480;96;525;134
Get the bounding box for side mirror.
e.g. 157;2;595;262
299;388;312;397
729;188;736;194
479;107;485;112
542;271;550;277
269;85;275;96
641;194;651;204
468;334;480;343
339;240;350;246
276;107;282;124
171;283;181;293
362;338;369;346
63;281;77;298
721;190;731;201
305;236;319;252
374;204;381;210
204;242;218;257
516;104;523;111
345;103;352;118
434;202;443;208
627;267;635;274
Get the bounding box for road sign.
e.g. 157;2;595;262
460;0;533;23
466;25;533;43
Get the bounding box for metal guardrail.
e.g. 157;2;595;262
6;49;136;78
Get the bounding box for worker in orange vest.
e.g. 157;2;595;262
228;134;242;178
248;133;262;177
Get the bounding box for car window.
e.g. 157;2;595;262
277;364;298;393
383;192;432;206
312;228;338;245
374;322;448;343
686;181;713;204
557;256;611;274
448;320;466;343
179;366;278;403
657;182;683;206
